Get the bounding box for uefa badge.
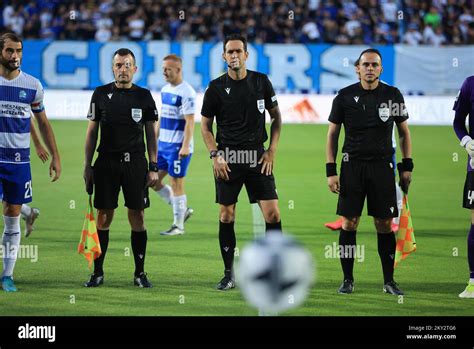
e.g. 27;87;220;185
257;99;265;114
378;107;390;122
131;108;142;123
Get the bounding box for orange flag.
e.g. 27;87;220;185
78;196;101;269
394;194;416;267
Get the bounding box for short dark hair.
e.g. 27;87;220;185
0;32;23;51
113;48;136;64
358;48;382;63
354;58;359;67
223;34;247;53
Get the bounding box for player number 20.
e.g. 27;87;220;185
174;160;181;174
24;181;32;199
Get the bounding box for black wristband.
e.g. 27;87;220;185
398;158;414;172
326;163;337;177
149;161;159;172
210;150;218;159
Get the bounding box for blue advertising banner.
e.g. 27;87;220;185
22;40;396;93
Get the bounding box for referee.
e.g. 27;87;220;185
83;48;159;288
326;48;413;295
201;34;282;291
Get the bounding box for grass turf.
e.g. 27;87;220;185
1;121;472;316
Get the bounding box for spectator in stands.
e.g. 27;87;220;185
430;25;447;46
95;14;113;42
424;6;443;28
9;8;25;36
344;13;362;41
127;9;145;41
0;0;473;46
451;25;464;45
23;13;41;39
2;4;14;31
467;21;474;44
381;0;399;29
322;10;339;43
403;23;423;45
302;18;321;43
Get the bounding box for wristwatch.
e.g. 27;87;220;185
149;161;159;172
210;150;218;159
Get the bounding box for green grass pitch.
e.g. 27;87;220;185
1;121;473;316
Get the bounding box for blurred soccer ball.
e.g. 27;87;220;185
236;232;314;313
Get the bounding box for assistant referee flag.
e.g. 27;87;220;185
394;194;416;267
78;196;102;268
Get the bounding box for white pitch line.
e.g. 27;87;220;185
251;203;278;316
251;203;265;238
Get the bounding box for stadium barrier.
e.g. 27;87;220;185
44;90;456;125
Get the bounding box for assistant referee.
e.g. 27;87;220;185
201;34;283;291
326;48;413;296
83;48;159;288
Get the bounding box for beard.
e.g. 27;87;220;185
364;75;378;83
228;60;241;71
115;75;131;84
0;56;20;72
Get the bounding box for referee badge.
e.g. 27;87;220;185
257;99;265;114
378;107;390;122
131;108;142;122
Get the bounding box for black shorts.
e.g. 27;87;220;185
93;153;150;210
337;159;397;218
215;147;278;205
463;171;474;209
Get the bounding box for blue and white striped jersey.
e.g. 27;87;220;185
159;81;196;153
0;71;44;164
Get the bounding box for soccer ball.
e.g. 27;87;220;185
236;232;314;313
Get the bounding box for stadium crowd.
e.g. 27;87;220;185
1;0;474;45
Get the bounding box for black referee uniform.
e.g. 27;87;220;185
201;70;279;205
328;79;410;295
85;81;158;287
88;82;158;210
201;69;281;290
329;81;408;218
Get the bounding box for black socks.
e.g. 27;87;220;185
265;221;282;232
377;232;396;284
339;229;356;281
94;229;109;276
131;230;147;277
93;229;148;278
219;221;236;276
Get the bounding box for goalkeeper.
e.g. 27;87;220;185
453;75;474;298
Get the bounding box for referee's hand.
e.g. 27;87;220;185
399;171;412;194
213;156;231;181
327;175;340;194
146;171;159;188
258;149;274;176
83;165;94;194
